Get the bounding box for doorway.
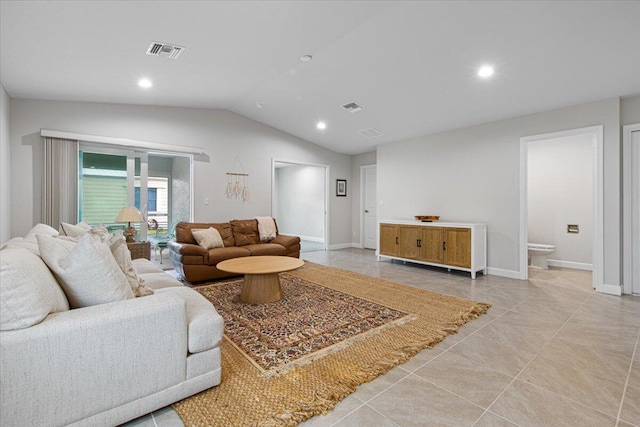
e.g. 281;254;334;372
623;123;640;295
272;159;328;252
361;165;377;249
519;126;604;293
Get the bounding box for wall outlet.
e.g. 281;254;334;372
204;197;209;205
352;231;356;237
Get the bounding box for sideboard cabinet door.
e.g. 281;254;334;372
379;224;400;257
443;228;471;268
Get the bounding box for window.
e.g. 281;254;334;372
135;188;157;212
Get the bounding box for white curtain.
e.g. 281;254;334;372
42;137;78;227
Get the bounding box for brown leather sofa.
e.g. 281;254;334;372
168;219;301;283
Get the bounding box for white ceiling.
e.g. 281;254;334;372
1;1;639;155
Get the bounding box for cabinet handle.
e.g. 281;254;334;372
395;237;399;245
443;241;446;251
417;239;421;248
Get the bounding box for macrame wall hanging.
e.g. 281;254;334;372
225;156;249;202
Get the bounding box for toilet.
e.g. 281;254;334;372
527;243;556;269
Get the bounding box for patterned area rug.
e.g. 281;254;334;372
196;273;413;375
173;262;490;427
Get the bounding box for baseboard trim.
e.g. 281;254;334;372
328;243;356;250
487;267;521;279
298;235;324;243
603;283;622;296
548;259;593;271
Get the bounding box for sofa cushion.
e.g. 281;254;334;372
0;247;69;331
230;219;260;246
139;272;183;289
207;246;251;266
25;223;60;238
155;287;224;353
242;243;287;256
176;222;235;247
37;234;134;308
192;227;224;250
132;258;163;274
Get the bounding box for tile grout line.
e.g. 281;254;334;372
615;325;640;426
472;289;594;425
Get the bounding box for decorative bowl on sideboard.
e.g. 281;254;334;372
414;215;440;222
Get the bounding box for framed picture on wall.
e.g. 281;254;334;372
336;179;347;197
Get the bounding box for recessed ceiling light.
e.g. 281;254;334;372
138;78;153;88
477;65;494;78
255;102;264;109
300;55;313;63
316;121;326;130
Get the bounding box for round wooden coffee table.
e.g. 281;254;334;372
216;256;304;304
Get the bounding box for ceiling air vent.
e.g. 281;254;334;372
146;42;185;59
358;128;384;139
342;102;364;113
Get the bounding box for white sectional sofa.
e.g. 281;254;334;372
0;224;224;427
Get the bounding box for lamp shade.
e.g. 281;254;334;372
115;206;143;223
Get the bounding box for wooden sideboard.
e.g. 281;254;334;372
378;220;487;279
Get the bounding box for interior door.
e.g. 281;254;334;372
363;165;377;249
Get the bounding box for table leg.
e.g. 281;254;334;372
240;273;283;304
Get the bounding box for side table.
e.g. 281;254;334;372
127;241;151;260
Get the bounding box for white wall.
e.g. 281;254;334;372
528;134;593;266
350;151;376;245
8;99;352;246
378;97;622;286
622;95;640;126
0;85;10;243
275;165;325;240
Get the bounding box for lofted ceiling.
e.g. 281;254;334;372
1;1;639;155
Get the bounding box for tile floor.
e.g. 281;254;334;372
123;248;640;427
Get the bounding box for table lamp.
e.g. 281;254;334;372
115;206;143;243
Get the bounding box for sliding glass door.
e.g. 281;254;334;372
78;143;192;240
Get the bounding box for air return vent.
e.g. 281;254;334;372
358;128;384;138
342;102;364;113
146;42;185;59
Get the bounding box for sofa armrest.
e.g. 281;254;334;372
0;294;188;427
272;234;301;249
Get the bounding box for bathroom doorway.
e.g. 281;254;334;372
519;126;603;292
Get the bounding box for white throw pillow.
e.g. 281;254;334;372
37;234;134;308
58;221;92;237
108;235;154;297
0;247;69;331
192;227;224;249
25;223;60;238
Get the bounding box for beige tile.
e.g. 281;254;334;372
490;380;616;427
299;393;364;427
352;365;410;402
368;374;485;427
473;411;519;427
398;346;444;372
629;359;640;388
552;327;637;366
152;407;184;427
565;306;640;341
519;351;626;417
414;351;514;407
332;405;400;427
447;332;536;377
620;384;640;426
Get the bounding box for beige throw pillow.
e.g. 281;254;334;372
192;227;224;250
37;234;134;308
108;234;154;297
59;221;92;237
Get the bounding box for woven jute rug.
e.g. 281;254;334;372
173;262;490;427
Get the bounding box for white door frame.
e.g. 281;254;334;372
519;125;605;293
271;158;329;249
360;164;377;249
623;123;640;294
